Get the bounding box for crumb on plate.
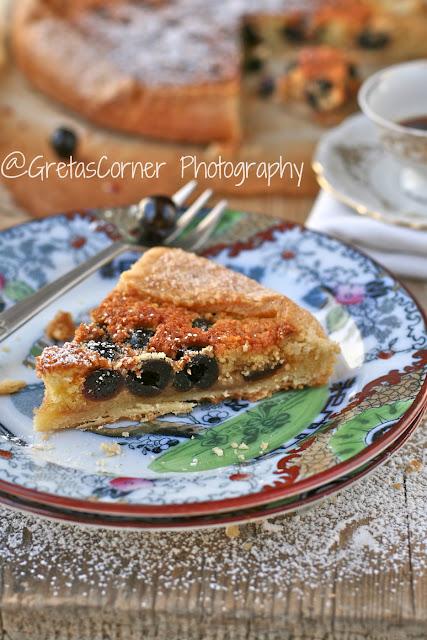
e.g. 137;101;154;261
45;310;75;342
31;443;54;451
100;442;122;457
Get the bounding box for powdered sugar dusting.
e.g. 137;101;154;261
1;422;425;598
74;0;312;85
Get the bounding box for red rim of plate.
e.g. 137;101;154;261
0;215;426;517
0;402;423;529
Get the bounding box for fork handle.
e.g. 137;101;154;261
0;241;131;343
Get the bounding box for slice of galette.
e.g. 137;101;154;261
34;247;339;432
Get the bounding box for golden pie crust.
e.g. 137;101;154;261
12;0;242;143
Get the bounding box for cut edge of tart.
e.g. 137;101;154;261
34;247;340;432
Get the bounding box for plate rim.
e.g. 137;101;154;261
0;211;426;517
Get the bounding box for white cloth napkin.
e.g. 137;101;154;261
306;190;427;281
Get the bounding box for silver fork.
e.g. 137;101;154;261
0;181;227;342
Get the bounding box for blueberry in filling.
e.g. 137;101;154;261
86;340;120;361
173;369;193;392
316;78;333;92
126;359;172;397
242;362;282;382
174;343;205;362
83;369;124;401
188;344;206;352
242;23;261;48
282;22;306;43
347;62;358;79
50;126;78;159
305;78;333;110
244;56;263;73
357;29;390;49
129;328;155;350
192;317;213;331
258;76;275;98
174;354;219;392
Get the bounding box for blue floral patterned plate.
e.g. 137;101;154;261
0;399;423;530
0;210;425;518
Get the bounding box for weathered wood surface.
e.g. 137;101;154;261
0;195;426;640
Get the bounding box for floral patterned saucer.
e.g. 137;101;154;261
0;209;426;520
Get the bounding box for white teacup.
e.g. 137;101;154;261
358;60;427;202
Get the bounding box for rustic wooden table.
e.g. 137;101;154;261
0;194;426;640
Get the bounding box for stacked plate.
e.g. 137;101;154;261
0;208;426;529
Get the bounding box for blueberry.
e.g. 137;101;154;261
317;78;333;92
306;91;319;110
173;369;193;392
242;362;282;381
192;317;213;331
126;359;172;397
86;340;120;361
305;78;333;110
357;29;390;49
83;369;124;401
174;354;219;392
129;328;155;350
50;127;78;158
242;23;261;48
190;354;219;388
347;63;358;79
282;22;305;43
137;196;177;244
244;57;263;73
258;76;275;98
174;344;205;362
